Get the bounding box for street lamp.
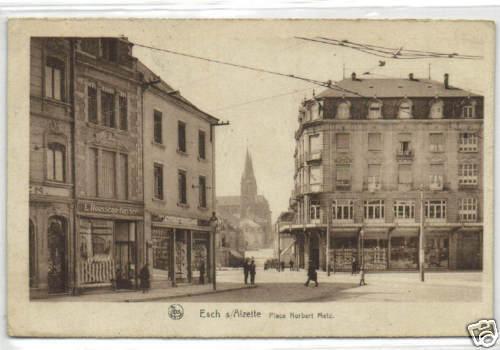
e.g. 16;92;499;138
419;185;425;282
209;212;219;291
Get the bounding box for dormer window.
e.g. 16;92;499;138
336;100;351;119
462;99;476;118
398;97;413;119
367;98;383;119
429;98;444;119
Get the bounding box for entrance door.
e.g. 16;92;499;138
29;220;36;288
47;217;67;293
114;221;136;289
457;232;481;270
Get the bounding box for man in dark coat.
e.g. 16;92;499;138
199;261;205;285
304;262;318;287
243;258;250;285
139;264;150;293
289;259;294;271
351;256;358;275
249;258;256;285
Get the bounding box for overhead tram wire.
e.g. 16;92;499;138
132;41;365;98
296;36;483;60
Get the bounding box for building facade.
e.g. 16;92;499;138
139;62;218;286
217;150;273;250
29;37;218;298
279;73;483;272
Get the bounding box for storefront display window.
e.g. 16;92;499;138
425;235;449;268
390;236;418;269
332;237;357;271
363;237;387;270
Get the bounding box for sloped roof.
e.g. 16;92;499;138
137;60;219;123
317;77;479;99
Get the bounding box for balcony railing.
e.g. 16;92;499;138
304;184;324;193
335;180;351;190
306;150;322;163
458;176;478;186
396;149;414;161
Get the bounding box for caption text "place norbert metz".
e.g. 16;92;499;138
199;309;335;320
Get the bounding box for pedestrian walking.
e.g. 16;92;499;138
289;259;294;271
280;261;285;272
359;268;366;286
243;258;250;285
304;262;318;287
199;260;205;285
139;263;150;293
249;258;256;285
351;256;358;275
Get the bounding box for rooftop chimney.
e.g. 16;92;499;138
444;73;449;89
409;73;414;81
351;72;357;81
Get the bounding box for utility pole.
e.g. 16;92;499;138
419;186;425;282
326;208;330;276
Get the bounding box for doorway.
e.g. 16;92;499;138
114;221;137;289
47;217;67;293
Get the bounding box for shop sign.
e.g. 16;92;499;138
152;214;198;227
30;184;70;197
78;200;143;217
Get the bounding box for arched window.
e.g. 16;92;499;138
398;98;413;119
46;143;66;182
367;98;383;119
29;220;36;288
429;98;444;119
336;100;351;119
45;56;65;101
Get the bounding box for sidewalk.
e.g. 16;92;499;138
41;282;255;302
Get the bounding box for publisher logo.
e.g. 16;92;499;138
168;304;184;320
468;319;498;348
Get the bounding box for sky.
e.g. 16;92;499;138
128;20;493;222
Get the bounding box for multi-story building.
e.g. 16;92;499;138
279;73;483;272
139;62;218;286
29;38;76;297
29;37;218;298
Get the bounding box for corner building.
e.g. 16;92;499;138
281;73;483;272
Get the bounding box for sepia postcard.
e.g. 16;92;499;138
7;18;495;338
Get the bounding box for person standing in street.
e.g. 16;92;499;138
289;259;294;271
139;263;150;293
199;260;205;285
243;258;250;285
359;267;366;286
351;256;358;275
304;261;318;287
249;258;256;285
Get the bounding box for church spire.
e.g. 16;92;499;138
242;148;256;182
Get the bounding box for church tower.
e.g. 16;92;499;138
240;149;257;219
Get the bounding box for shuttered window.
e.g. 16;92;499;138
117;154;128;199
87;84;98;123
199;130;206;159
199;176;207;208
368;133;382;150
154;163;164;200
178;170;187;204
45;57;64;101
398;164;412;184
87;148;98;197
101;90;115;128
47;143;65;182
336;133;350;151
101;150;116;198
154;110;163;144
178;121;186;153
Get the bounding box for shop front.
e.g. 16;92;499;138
424;230;450;269
330;229;359;272
455;229;482;270
150;214;212;286
389;228;418;270
76;200;144;291
362;229;388;271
